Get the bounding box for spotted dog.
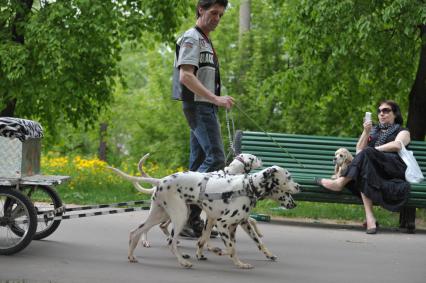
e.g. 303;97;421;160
114;165;300;269
125;153;266;248
113;153;293;248
134;154;297;250
201;190;296;257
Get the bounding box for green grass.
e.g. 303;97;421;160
253;199;402;228
42;154;160;205
55;181;152;205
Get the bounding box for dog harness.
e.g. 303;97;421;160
198;175;259;201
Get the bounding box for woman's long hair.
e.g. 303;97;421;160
379;100;403;125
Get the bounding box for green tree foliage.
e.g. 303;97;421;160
23;0;426;169
217;0;426;139
104;42;190;168
284;0;426;139
0;0;191;132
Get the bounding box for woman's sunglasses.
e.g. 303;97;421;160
377;107;393;114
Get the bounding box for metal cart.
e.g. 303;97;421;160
0;175;69;255
0;117;69;255
0;118;150;255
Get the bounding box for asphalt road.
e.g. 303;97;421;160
1;211;425;283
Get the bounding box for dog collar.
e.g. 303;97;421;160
248;175;261;198
235;155;251;174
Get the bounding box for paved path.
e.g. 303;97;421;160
1;211;425;283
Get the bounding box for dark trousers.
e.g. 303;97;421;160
183;101;226;228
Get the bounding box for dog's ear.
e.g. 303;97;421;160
334;164;339;175
262;167;278;178
346;152;354;162
258;167;280;192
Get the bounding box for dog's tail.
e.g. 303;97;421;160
131;182;156;194
138;153;151;177
107;166;160;192
133;153;157;194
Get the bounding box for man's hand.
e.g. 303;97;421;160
180;66;234;108
214;95;234;109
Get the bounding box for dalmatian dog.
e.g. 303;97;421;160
123;153;267;248
112;153;296;248
332;147;354;179
135;154;296;251
200;190;296;258
113;165;300;269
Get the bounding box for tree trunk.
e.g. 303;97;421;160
407;25;426;141
0;98;17;117
98;122;108;161
237;0;251;97
239;0;251;42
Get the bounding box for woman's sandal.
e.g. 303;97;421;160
364;221;379;234
362;221;379;228
366;227;377;234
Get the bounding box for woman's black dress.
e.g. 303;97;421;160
343;127;410;212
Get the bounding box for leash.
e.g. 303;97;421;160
225;109;237;163
233;103;306;169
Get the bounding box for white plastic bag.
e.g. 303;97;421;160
398;141;424;183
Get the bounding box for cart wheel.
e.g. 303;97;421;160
14;185;63;240
0;187;37;255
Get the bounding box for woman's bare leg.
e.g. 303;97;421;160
360;192;376;230
319;176;351;192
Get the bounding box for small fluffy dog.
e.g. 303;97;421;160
332;147;354;179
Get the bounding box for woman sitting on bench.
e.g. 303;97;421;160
318;100;411;234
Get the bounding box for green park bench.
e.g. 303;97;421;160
234;130;426;233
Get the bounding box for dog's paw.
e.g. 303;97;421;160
179;259;193;268
196;254;208;261
209;246;224;255
142;240;151;248
237;262;254;269
267;255;278;261
128;255;138;263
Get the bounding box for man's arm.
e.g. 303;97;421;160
179;64;234;109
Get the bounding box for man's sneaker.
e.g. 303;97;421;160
180;226;218;238
191;219;204;238
179;226;198;238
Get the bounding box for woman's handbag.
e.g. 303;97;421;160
398;141;424;183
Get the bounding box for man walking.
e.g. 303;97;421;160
172;0;234;237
